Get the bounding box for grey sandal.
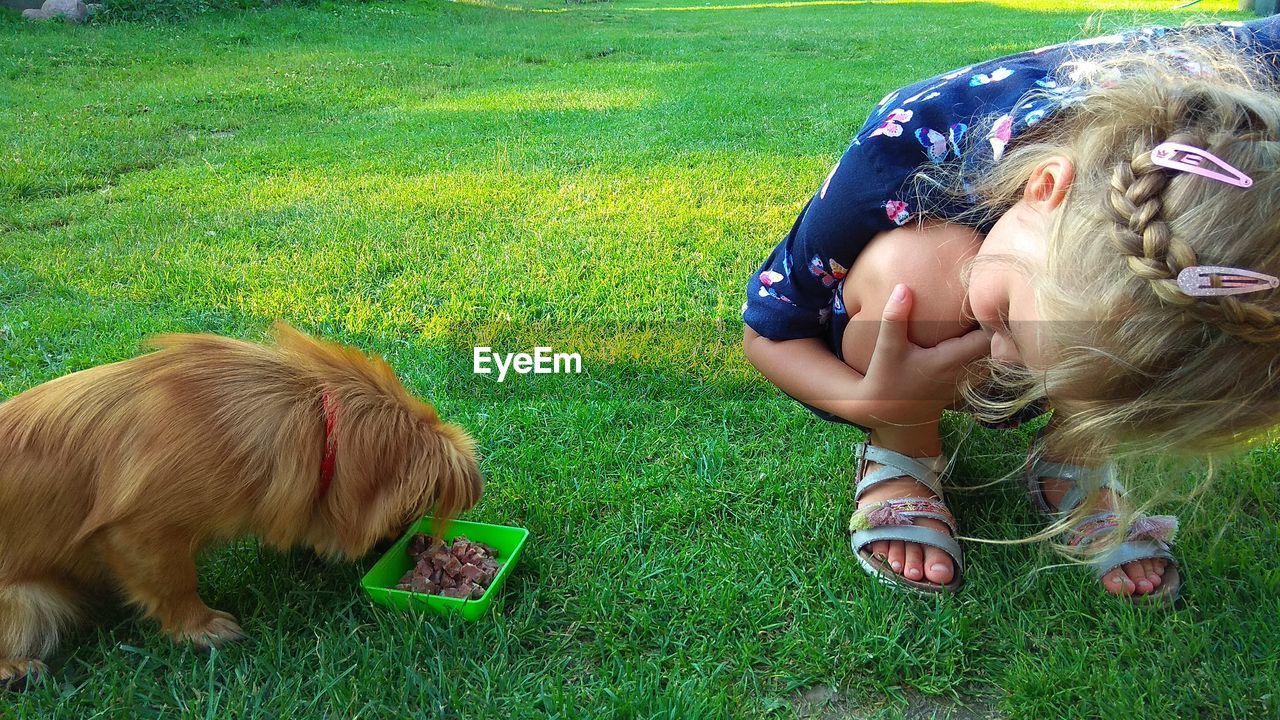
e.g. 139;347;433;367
848;442;963;594
1024;429;1182;605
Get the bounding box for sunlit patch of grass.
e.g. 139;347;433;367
411;86;653;113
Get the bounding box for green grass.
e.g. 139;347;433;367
2;0;1278;717
92;0;339;24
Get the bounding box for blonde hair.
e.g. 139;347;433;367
936;31;1280;460
917;29;1280;555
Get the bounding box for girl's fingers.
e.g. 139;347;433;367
929;327;993;371
874;283;912;362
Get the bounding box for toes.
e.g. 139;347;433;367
1101;559;1177;598
903;542;924;581
1123;562;1153;595
923;545;954;585
180;611;247;649
869;541;890;569
1151;558;1169;586
887;541;906;576
1141;559;1161;589
0;660;47;692
1135;559;1152;589
1102;568;1134;596
202;613;247;648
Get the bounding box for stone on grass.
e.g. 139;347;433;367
22;0;89;22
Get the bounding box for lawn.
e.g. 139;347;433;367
2;0;1278;717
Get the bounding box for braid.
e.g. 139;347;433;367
1105;137;1192;290
1106;134;1280;344
1211;295;1280;343
960;33;1280;457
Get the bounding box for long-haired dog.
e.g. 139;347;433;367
0;323;483;688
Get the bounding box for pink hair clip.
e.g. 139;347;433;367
1151;142;1253;188
1176;265;1279;297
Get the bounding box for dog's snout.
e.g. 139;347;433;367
372;535;400;555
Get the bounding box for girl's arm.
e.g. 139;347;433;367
744;283;990;429
742;328;885;427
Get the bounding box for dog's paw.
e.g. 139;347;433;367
0;659;47;692
174;610;247;650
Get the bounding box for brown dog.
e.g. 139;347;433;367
0;323;483;688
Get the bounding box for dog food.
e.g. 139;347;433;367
396;534;501;600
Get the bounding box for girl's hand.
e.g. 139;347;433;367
862;283;991;427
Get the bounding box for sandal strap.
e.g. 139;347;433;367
848;497;958;535
855;442;948;500
1062;512;1122;548
1090;540;1177;580
1029;459;1095;485
1026;429;1127;516
1055;463;1127;515
850;524;964;569
1063;510;1179;551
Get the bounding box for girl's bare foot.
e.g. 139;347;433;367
856;421;955;587
1036;477;1170;597
858;472;956;586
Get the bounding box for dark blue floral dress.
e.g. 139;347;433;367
742;17;1280;430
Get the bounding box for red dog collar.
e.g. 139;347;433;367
318;391;338;500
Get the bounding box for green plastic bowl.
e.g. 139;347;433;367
361;517;529;621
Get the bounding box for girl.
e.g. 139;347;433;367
742;16;1280;599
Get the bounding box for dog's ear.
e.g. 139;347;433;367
409;421;485;543
325;411;483;559
272;322;411;402
276;321;482;555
